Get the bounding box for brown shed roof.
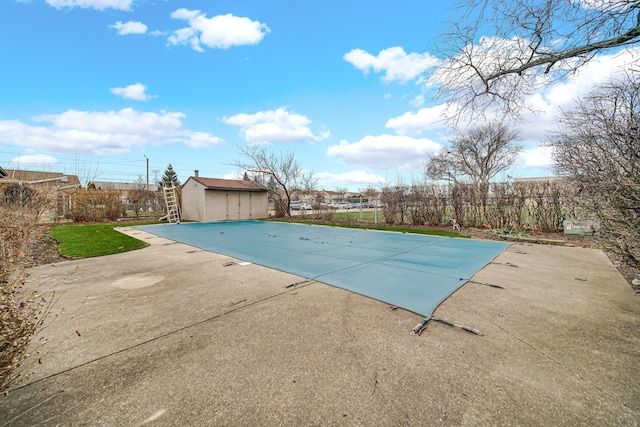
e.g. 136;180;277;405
189;177;267;192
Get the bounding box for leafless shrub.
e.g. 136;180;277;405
549;70;640;267
522;180;567;231
450;183;485;227
379;178;571;231
424;185;448;226
68;189;125;222
380;185;409;224
308;204;337;221
407;183;429;226
0;185;54;391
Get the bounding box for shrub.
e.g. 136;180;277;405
0;186;53;391
68;189;125;222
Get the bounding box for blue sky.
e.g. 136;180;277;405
0;0;636;190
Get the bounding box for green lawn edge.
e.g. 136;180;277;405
271;219;470;238
50;222;160;258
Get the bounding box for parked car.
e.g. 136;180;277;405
291;202;311;211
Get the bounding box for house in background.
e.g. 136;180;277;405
0;169;81;187
181;174;268;222
0;169;81;221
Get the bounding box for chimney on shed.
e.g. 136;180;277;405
194;169;199;177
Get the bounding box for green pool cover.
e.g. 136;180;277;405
135;221;509;317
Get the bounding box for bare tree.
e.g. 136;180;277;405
549;70;640;267
232;145;316;218
130;176;153;219
426;123;521;225
426;123;521;185
433;0;640;118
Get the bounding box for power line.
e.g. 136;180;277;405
0;148;232;184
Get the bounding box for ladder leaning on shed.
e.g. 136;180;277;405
162;184;181;224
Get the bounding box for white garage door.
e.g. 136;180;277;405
204;190;260;221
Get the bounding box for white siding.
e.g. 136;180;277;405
180;177;269;222
181;180;206;222
205;191;228;221
249;192;268;218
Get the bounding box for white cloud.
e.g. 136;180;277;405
410;94;425;108
171;8;200;21
10;154;58;166
315;170;386;189
111;21;147;35
577;0;627;10
327;135;442;171
185;132;223;148
343;46;439;83
384;48;639;152
385;104;459;135
512;47;640;144
540;48;638;107
110;83;156;101
0;108;222;155
223;108;328;144
168;9;270;51
46;0;132;10
519;146;554;170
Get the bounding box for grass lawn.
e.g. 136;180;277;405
290;210;469;238
289;222;469;238
331;210;381;222
296;210;381;222
50;222;156;258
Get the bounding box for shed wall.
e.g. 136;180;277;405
181;180;205;222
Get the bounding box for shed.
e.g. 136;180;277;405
181;176;268;222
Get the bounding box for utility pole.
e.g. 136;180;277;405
144;155;149;192
144;155;149;218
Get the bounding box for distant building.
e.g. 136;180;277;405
512;176;563;185
0;169;81;187
0;169;81;221
92;181;161;192
91;181;159;211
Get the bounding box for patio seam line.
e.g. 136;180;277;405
7;282;315;393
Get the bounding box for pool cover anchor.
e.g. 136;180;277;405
410;318;429;335
285;279;313;289
410;317;484;336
